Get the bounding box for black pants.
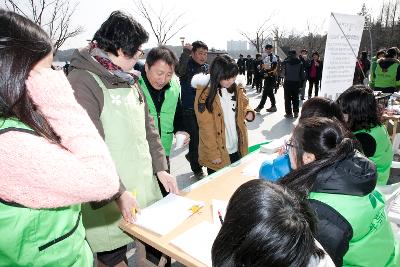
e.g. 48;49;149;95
239;69;245;75
182;108;202;173
246;71;253;85
207;152;240;175
257;76;276;108
308;78;320;97
375;87;396;94
96;245;171;267
254;75;263;91
284;81;300;115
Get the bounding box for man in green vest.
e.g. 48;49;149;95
139;46;189;195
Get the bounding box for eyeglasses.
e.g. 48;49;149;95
135;48;144;58
284;141;296;153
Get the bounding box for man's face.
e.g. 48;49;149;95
301;52;308;58
313;54;319;60
192;48;208;65
145;60;174;90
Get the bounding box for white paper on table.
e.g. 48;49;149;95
211;199;228;225
134;194;204;236
259;134;290;154
241;152;278;178
170;221;220;267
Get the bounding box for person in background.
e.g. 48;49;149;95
254;44;278;113
176;41;209;178
253;53;263;93
353;51;371;85
212;179;334;267
245;54;254;86
237;54;246;75
193;55;255;175
68;11;178;266
307;51;323;98
282;50;304;118
0;10;120;266
138;46;189;195
274;55;284;94
369;49;386;89
280;117;399;266
371;47;400;93
63;61;70;75
337;85;393;185
299;49;310;100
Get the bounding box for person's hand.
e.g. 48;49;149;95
157;171;179;194
212;158;222;164
176;131;190;146
245;111;255;121
276;145;286;155
115;191;140;223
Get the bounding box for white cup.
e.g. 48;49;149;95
175;133;186;150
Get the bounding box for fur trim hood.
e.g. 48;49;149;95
191;73;246;89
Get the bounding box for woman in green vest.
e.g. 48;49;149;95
0;10;120;266
279;117;399;267
337;85;393;185
68;11;179;267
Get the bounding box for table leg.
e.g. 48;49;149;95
135;240;167;267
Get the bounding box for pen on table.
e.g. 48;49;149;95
131;190;137;217
218;210;224;225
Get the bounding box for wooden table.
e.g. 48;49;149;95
119;152;260;267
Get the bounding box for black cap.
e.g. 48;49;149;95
265;44;273;49
288;50;297;56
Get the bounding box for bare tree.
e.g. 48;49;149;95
239;18;273;53
3;0;83;52
133;0;187;45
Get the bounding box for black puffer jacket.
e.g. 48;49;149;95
309;151;377;266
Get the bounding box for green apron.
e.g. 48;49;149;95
354;125;393;185
0;118;92;267
82;73;162;252
310;191;399;266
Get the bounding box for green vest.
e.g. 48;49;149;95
0;118;92;267
375;61;400;88
139;76;180;156
82;72;162;252
310;191;399;267
354;125;393;185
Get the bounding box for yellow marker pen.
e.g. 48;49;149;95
131;190;137;216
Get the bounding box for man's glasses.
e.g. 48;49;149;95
136;48;144;57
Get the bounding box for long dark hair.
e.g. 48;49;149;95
279;117;355;199
0;10;60;143
336;85;381;132
212;179;324;267
204;55;238;112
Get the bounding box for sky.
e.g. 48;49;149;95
62;0;384;51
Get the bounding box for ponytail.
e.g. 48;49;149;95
279;120;355;199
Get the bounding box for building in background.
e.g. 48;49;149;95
227;40;248;51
